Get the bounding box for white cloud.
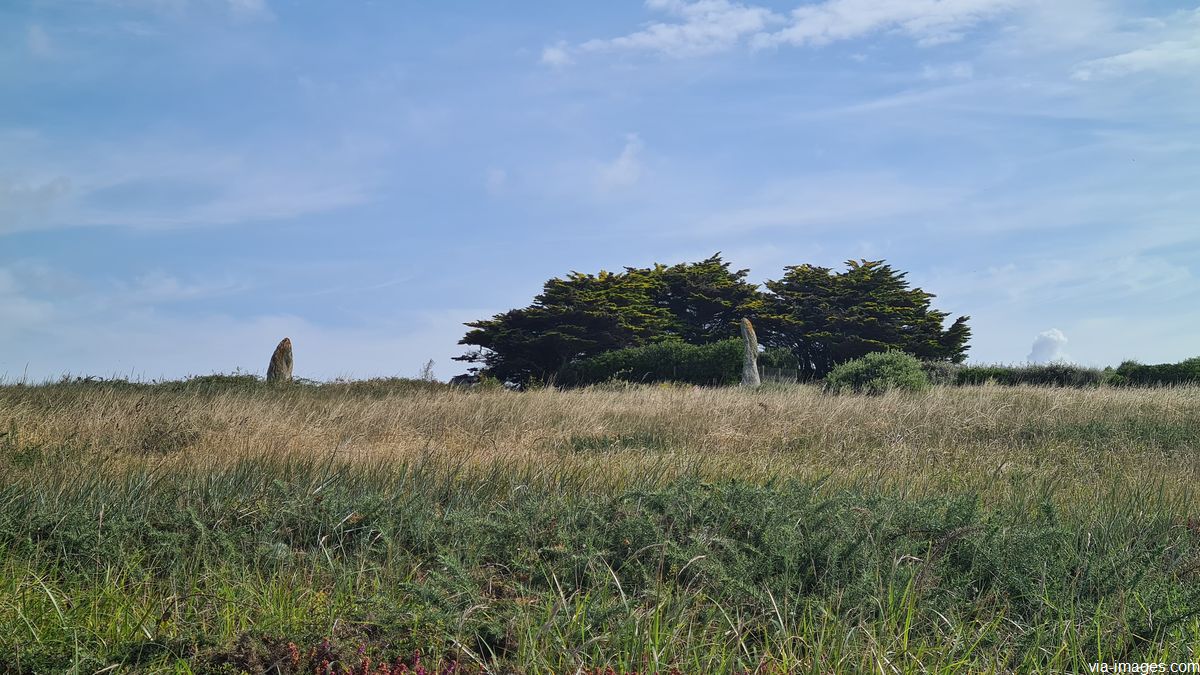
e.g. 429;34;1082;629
541;41;573;67
1027;328;1068;363
553;0;1021;62
0;177;73;232
1074;40;1200;81
756;0;1023;49
1072;8;1200;80
0;134;373;234
580;0;781;58
597;134;645;191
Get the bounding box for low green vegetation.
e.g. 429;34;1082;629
947;362;1109;388
824;351;929;395
1;380;1198;672
558;339;743;387
922;356;1200;389
1114;357;1200;386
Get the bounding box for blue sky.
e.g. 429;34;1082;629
2;0;1198;381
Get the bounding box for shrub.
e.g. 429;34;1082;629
174;373;263;391
759;347;802;371
559;339;742;387
954;363;1108;388
920;360;963;386
824;351;929;395
1114;357;1200;386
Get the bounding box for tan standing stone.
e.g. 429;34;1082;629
266;337;293;383
740;318;761;388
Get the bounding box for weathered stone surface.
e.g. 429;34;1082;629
266;337;293;383
740;318;761;388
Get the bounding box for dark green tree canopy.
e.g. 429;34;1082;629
456;255;759;385
759;260;970;379
457;256;970;385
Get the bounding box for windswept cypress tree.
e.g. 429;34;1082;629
456;255;759;385
456;256;970;385
759;260;970;379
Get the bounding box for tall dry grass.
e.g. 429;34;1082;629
5;381;1199;508
3;381;1199;672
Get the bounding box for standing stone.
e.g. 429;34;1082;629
266;337;293;383
740;318;761;388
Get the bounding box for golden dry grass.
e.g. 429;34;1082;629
4;381;1200;671
7;382;1199;509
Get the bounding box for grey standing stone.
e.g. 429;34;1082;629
740;318;761;388
266;337;293;383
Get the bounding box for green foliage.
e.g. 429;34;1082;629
920;359;1200;389
458;256;971;387
920;359;963;385
457;254;760;385
3;455;1197;671
760;260;970;379
1114;357;1200;386
559;338;742;387
824;351;930;395
758;346;801;370
955;363;1110;387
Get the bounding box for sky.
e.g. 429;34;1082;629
2;0;1198;382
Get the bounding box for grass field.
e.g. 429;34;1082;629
2;379;1199;673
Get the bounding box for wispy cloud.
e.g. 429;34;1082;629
1072;8;1200;80
756;0;1023;49
579;0;781;58
548;0;1023;63
0;261;238;346
0;135;374;234
0;177;72;232
597;134;646;192
541;41;573;67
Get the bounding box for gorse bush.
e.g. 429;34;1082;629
824;351;929;395
559;338;742;387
